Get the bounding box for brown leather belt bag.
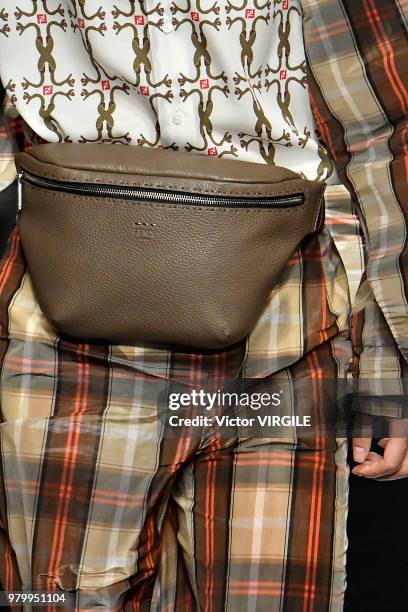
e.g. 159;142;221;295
15;144;325;350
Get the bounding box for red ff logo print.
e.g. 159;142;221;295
140;86;150;96
78;18;85;28
200;79;209;89
282;0;289;9
280;70;287;80
191;12;199;22
37;14;47;24
245;9;255;18
134;15;144;25
101;80;111;91
43;85;53;95
208;147;218;156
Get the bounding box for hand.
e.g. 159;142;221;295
352;413;408;480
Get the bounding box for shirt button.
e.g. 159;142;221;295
172;112;184;126
162;21;173;33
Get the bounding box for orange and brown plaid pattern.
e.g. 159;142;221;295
0;229;349;611
301;0;408;416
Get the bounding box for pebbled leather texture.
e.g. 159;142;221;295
15;144;326;350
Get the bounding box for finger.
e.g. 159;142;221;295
365;451;383;462
382;436;408;470
375;449;408;481
377;437;389;449
352;413;374;463
376;471;408;481
351;451;382;476
352;457;387;478
352;439;407;478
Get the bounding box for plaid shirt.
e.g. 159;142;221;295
0;0;407;417
302;0;408;416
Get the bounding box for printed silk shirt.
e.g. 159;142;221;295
0;0;407;416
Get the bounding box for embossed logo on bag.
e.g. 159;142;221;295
134;221;157;239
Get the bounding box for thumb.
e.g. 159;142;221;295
352;437;372;463
352;412;374;463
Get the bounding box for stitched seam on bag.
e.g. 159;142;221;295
22;169;305;197
26;185;309;213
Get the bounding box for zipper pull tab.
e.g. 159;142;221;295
17;170;23;212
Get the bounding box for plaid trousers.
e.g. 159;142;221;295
0;228;349;612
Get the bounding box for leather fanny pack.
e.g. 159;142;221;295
15;144;325;350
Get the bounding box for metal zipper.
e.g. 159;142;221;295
19;170;305;209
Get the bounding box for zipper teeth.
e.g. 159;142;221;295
20;171;304;208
